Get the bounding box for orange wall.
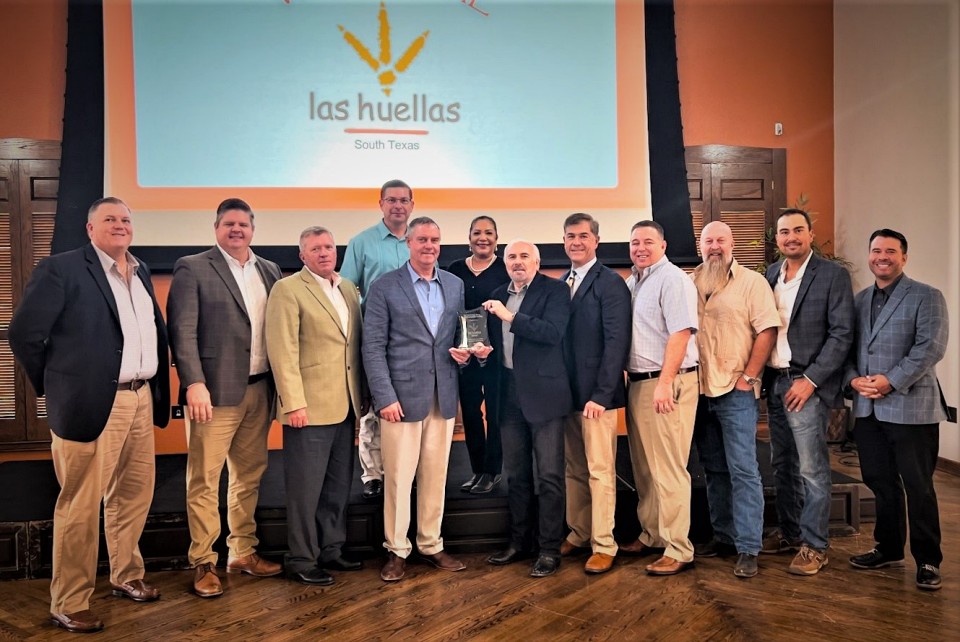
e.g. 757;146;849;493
676;0;835;245
0;0;67;140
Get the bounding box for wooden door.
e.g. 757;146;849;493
685;145;786;269
0;139;59;449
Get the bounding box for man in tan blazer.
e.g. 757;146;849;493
266;226;366;585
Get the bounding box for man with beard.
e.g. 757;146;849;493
691;221;780;578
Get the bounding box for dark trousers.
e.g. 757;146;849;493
500;371;565;557
459;359;502;475
282;412;355;572
854;414;942;566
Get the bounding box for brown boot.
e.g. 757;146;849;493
226;552;282;577
193;563;223;598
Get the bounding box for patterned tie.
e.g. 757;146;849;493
567;271;576;298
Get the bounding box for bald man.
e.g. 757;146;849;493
691;221;780;579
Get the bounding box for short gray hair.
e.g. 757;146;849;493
503;238;540;261
299;226;334;250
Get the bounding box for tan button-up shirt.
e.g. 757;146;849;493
692;258;780;398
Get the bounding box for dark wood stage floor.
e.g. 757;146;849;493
0;451;957;641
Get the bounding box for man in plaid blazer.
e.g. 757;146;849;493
844;229;948;591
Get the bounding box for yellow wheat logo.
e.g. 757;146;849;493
338;2;429;97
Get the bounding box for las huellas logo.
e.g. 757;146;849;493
309;1;463;151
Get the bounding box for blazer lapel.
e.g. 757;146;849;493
435;270;461;341
789;256;818;324
300;268;345;337
869;277;913;342
84;244;121;325
208;248;249;319
572;265;599;303
398;269;431;334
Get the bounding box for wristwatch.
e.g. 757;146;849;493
741;374;761;386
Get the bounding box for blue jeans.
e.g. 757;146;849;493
766;372;831;551
693;390;764;555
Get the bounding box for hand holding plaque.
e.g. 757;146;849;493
455;307;490;350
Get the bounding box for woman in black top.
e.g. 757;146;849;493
447;216;510;494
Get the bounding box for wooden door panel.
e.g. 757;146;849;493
0;160;24;441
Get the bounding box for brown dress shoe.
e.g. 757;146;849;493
619;539;659;556
51;610;104;633
381;552;406;581
111;578;160;602
584;552;615;574
560;540;585;556
193;563;224;598
421;550;466;572
646;555;694;576
226;552;283;577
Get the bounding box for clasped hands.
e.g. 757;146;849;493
850;374;893;400
449;342;494;365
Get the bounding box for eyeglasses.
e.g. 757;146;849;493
383;197;412;206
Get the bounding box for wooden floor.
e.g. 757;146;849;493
1;448;958;641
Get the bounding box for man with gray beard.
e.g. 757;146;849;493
691;221;780;578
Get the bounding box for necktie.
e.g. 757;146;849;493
567;272;576;298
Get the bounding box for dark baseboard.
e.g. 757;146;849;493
937;457;960;477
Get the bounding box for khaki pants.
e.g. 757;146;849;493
625;370;699;562
563;409;619;555
380;398;454;558
185;380;271;566
50;385;155;614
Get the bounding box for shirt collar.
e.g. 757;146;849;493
874;273;905;296
631;254;669;280
778;251;813;283
216;243;257;269
570;257;597;279
92;243;139;274
508;279;531;295
378;219;406;241
306;267;342;288
406;261;438;283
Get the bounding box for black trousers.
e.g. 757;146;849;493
282;412;355;572
854;414;942;566
458;359;502;476
499;371;565;557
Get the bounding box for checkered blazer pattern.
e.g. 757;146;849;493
845;276;948;424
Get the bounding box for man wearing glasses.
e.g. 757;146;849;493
340;179;414;500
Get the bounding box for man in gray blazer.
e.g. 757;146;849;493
167;198;283;597
362;216;470;582
762;209;854;576
845;229;948;591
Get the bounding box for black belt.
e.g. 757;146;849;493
117;379;148;391
248;371;271;385
767;366;798;378
628;366;698;382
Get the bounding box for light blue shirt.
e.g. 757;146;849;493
406;262;445;337
340;219;409;299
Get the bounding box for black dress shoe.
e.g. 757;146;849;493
287;567;335;586
694;539;738;558
530;555;560;578
916;564;942;590
487;545;529;566
849;548;905;570
323;555;363;572
362;479;383;500
461;475;479;492
470;473;502;494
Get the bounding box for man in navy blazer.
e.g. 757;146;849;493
362;216;469;582
558;213;631;574
485;240;572;578
9;197;170;633
845;229;948;591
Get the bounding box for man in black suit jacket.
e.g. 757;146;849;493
167;198;283;597
9;198;170;633
559;213;631;574
762;209;854;576
484;240;572;578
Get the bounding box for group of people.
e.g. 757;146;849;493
8;181;948;634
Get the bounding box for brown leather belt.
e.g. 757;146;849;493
628;366;698;382
117;379;148;391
